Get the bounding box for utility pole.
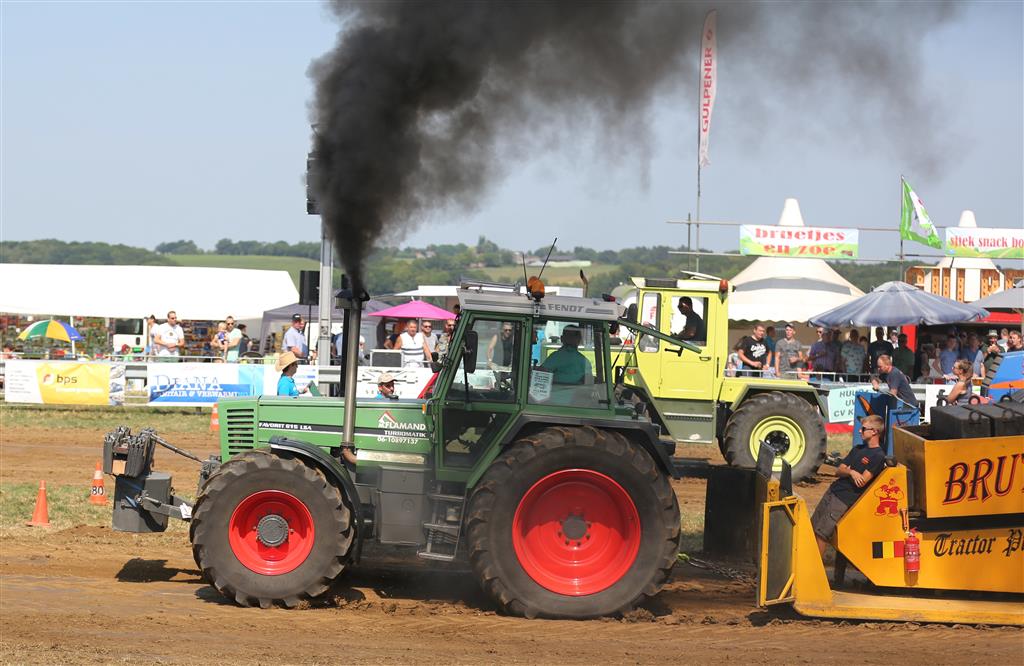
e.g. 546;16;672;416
306;144;333;369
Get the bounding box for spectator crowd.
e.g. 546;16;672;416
726;322;1022;396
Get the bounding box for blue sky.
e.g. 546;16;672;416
2;1;1021;260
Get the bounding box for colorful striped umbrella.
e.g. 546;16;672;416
17;319;85;343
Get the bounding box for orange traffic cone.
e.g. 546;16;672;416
27;480;51;527
210;403;220;432
89;461;107;506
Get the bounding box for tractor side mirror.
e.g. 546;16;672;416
463;331;479;369
430;351;442;373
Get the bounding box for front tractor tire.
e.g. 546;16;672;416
722;391;826;483
466;426;680;619
190;449;354;608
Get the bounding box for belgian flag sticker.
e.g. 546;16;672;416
871;540;905;559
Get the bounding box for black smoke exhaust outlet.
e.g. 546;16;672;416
336;275;370;447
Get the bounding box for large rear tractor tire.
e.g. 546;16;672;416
466;426;680;619
190;449;354;608
722;391;826;483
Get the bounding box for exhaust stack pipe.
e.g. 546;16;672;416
336;277;368;447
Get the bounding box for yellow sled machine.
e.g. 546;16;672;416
757;426;1024;625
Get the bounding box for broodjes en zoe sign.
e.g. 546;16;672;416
739;225;859;258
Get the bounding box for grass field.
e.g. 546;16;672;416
170;254;321;288
1;404;210;433
164;254;620;290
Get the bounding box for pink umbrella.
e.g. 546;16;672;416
366;300;456;320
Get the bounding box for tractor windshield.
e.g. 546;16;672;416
529;320;607;408
448;319;522;403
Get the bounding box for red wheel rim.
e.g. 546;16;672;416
228;490;315;575
512;469;641;596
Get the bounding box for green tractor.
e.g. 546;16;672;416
105;282;699;619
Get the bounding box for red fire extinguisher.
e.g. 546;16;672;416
904;529;920;573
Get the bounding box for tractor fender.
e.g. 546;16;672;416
723;381;828;416
497;414;678;480
269;436;364;560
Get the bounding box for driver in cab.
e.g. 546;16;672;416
673;297;705;342
540;326;592;384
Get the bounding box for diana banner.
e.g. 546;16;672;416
147;362;265;406
945;227;1024;259
3;359;125;406
740;225;859;258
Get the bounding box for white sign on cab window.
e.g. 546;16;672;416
529;369;553;402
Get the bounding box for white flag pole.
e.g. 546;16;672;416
696;10;717;271
898;176;905;281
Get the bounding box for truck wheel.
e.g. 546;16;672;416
190;449;354;608
722;391;825;483
465;426;680;619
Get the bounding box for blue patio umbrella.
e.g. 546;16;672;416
808;281;989;328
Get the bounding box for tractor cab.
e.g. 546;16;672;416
429;281;646;480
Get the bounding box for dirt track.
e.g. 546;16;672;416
2;426;1021;664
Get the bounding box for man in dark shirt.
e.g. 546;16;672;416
867;327;895;372
808;329;837;375
673;297;706;342
892;333;916;379
812;414;887;557
737;324;771;376
872;354;918;408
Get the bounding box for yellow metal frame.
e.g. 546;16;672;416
757;475;1024;625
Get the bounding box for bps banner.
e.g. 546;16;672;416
4;359;125;406
740;225;859;258
148;362;265;406
945;227;1024;259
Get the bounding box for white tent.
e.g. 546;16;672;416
728;199;864;322
0;264;299;320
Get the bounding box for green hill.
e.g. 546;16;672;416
169;254;322;288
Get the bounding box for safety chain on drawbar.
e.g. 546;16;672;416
677;553;755;583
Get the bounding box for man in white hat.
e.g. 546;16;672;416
376;372;398;400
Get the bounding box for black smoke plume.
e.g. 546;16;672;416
310;1;958;288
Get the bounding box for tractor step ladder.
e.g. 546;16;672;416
417;492;466;562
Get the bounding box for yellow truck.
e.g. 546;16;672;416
616;276;828;482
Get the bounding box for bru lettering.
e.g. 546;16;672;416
943;454;1024;505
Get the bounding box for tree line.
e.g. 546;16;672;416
1;238;905;296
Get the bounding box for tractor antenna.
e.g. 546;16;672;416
537;238;558;280
521;251;529;290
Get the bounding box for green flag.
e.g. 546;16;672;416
900;177;942;249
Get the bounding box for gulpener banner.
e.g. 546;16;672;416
698;9;717;168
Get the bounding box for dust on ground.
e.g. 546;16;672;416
1;426;1020;664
